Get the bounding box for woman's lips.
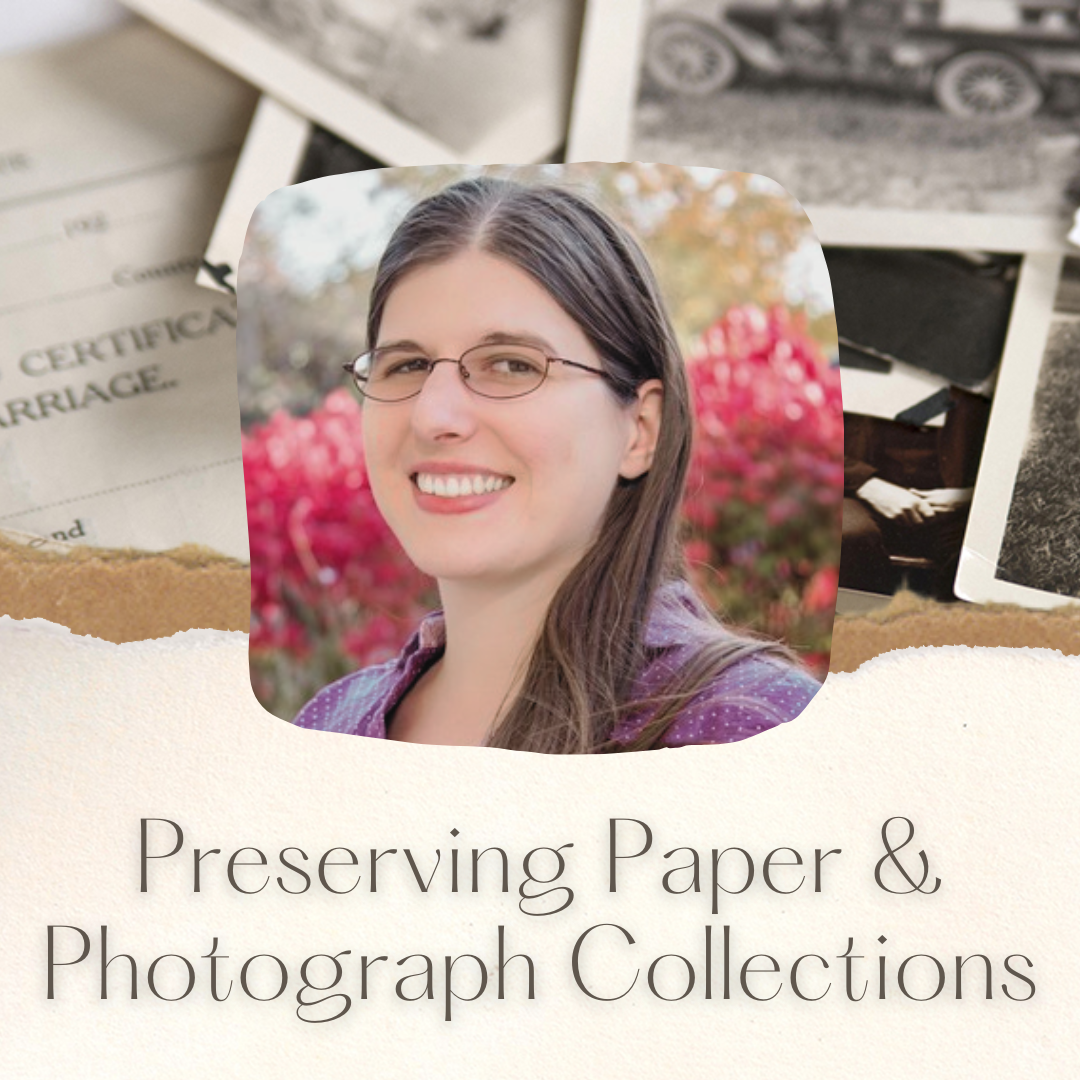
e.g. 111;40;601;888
410;471;514;513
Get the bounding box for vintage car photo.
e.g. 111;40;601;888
573;0;1080;222
642;0;1080;120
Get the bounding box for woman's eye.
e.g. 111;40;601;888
378;355;430;378
486;353;545;376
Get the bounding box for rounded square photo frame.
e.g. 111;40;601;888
237;162;841;751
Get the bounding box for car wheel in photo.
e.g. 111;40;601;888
643;18;740;96
932;50;1044;121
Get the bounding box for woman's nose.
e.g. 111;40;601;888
409;360;478;442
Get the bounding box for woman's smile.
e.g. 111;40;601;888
410;463;515;512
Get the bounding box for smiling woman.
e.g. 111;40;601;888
268;171;832;753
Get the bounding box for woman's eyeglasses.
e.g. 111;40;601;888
343;342;626;402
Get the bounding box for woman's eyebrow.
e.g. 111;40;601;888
375;332;561;354
477;330;559;353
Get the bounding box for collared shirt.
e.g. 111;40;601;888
293;581;820;748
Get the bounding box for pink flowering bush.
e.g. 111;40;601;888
245;389;437;717
683;306;843;677
246;306;842;717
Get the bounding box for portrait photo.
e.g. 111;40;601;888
238;162;842;751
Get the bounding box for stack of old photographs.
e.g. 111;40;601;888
128;0;1077;613
6;0;1078;612
567;0;1080;612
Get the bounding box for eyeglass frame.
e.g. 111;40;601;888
342;341;633;402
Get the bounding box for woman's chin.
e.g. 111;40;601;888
413;559;516;585
411;548;593;598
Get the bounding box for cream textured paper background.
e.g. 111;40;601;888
2;619;1077;1077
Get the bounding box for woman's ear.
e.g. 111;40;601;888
619;379;664;480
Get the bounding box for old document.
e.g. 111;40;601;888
0;25;256;559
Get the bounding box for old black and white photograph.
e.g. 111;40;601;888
123;0;583;164
200;97;386;293
834;247;1021;607
572;0;1080;244
953;252;1076;607
991;258;1080;601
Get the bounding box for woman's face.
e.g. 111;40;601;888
362;249;660;591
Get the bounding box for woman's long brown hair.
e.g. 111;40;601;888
367;176;790;753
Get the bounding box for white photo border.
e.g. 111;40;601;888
198;96;311;294
956;252;1075;608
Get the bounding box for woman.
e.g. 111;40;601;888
294;175;821;752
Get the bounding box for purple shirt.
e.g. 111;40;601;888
293;581;820;748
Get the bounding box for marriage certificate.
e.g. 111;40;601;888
0;24;256;559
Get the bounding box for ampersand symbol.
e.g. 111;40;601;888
874;816;941;894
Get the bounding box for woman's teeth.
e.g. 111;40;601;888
415;473;512;497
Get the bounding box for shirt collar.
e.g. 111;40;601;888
415;609;447;653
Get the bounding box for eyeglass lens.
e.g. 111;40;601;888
359;343;550;400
